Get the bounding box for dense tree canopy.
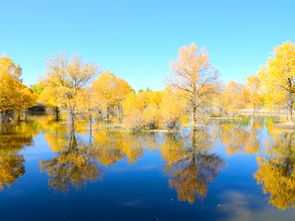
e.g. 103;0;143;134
0;57;36;122
91;72;133;122
258;41;295;120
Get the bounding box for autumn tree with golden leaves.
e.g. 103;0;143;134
0;57;36;122
258;41;295;121
169;43;219;125
246;75;263;115
221;81;250;117
91;72;133;123
42;54;99;125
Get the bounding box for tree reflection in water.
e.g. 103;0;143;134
0;121;37;190
254;120;295;210
40;127;101;193
218;117;263;155
39;121;157;193
4;115;295;210
91;129;157;167
161;127;224;203
0;117;228;202
40;119;226;200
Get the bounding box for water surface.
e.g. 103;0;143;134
1;116;295;221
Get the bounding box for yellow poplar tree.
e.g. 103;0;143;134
91;72;133;122
0;57;22;80
258;41;295;121
221;81;250;117
43;53;98;125
246;75;263;115
122;90;163;130
122;91;147;129
76;88;97;133
159;87;186;129
169;43;219;125
0;58;36;121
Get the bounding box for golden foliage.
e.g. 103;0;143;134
221;81;250;114
38;81;61;109
0;57;22;81
159;87;186;129
169;43;219;123
92;72;133;118
122;90;163;129
246;75;263;112
42;54;98;123
122;88;186;130
0;58;36;114
258;41;295;119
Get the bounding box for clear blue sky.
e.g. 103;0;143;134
0;0;294;91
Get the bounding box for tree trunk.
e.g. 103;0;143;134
54;107;60;121
69;128;77;151
287;91;294;121
89;116;93;145
70;114;75;128
118;105;123;123
232;112;236;119
89;116;93;135
286;78;294;121
24;110;28;122
283;132;293;177
17;111;22;122
107;106;111;123
192;106;197;126
69;107;76;128
1;111;12;123
192;127;196;148
0;112;3;123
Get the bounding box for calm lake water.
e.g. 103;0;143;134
1;116;295;221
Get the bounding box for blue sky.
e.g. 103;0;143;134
0;0;294;91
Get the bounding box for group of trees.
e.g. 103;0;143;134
32;53;187;130
169;41;295;122
0;58;36;122
0;41;294;129
122;88;186;129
